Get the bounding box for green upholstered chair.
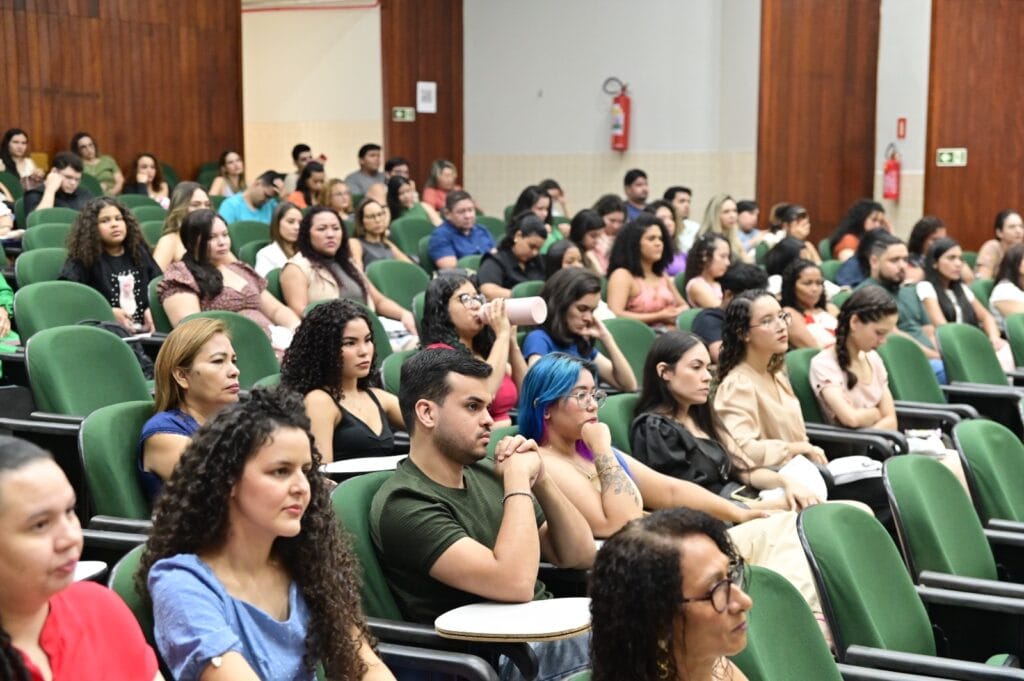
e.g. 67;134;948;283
227;220;271;257
78;173;103;197
953;419;1024;525
0;170;23;199
14;247;67;286
511;280;544;299
389;216;435;259
457;253;482;271
1004;313;1024;367
238;239;271;267
381;349;416;395
820;259;842;283
27;206;78;228
253;372;281;388
161;162;180;189
131;205;167;223
108;545;157;649
148;276;172;333
119;194;161;209
182;310;279;390
366;260;430;312
818;237;832;261
477;215;506;242
676;307;702;332
970;278;995;310
265;267;284;302
13;280;116;339
599;318;656;388
784;348;827;424
596;393;639;455
412;291;425;335
21;223;70;250
139;219;165;247
80;400;155;521
937;323;1013;385
417;235;435;275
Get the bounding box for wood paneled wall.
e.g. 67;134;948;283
925;0;1024;251
0;0;242;183
380;0;463;192
756;0;880;241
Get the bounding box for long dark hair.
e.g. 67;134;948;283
717;289;785;380
907;216;945;257
498;211;547;251
509;186;551;229
0;128;27;177
179;209;227;299
540;268;603;356
132;153;166;193
295;206;367;299
834;286;898;389
296;161;324;207
636;331;721;441
780;258;826;312
829;198;884;250
136;388;372;678
994;243;1024;288
543;239;580;278
591;508;740;681
923;237;977;326
65;197;153;268
386;175;412;220
608;213;673;277
420;271;494;357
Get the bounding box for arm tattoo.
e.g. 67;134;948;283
593;451;642;506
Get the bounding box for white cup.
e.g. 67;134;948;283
477;296;547;326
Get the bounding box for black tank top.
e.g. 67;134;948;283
326;389;395;460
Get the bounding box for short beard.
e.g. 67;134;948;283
432;418;488;466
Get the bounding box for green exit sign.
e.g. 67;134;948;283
935;148;967;167
392;107;416;122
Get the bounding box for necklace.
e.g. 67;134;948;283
570;457;597;481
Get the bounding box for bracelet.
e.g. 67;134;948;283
502;491;535;504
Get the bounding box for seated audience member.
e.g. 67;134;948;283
631;332;821;508
286;161;325;210
0;272;17;351
683;232;731;308
349;197;412;271
283;143;312;194
509;185;554;234
698;193;746;262
23;151;92;216
607;214;688;330
59;197;161;332
623;168;649;220
829;198;886;262
207;149;246;198
281;299;403;463
523;268;637;391
0;201;17;242
386;175;441;225
691;263;768;363
426;190;495;270
139;318;239;500
477;212;547;299
905;215;948;283
344;143;386;195
0;128;44;186
142;388;393;681
543;238;583;277
590;509;752;681
591;194;627;273
279;207;415;333
568;208;607;274
0;437;160;680
854;231;945;382
835;225;885;288
420;272;526;426
989;243;1024;330
421;158;459;211
645;199;686;275
159;209;300;346
369;350;594;679
919;237;1013;369
764;204;821;276
363;182;387;210
736;199;763;254
664;185;702;253
384;156;410;180
254;200;301;277
322;177;353;224
538;177;569;218
71;131;123;196
217;170;283;225
153;181;213;271
976;209;1024;280
781;258;838;350
122;153;170;207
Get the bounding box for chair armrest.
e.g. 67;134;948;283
88;516;152;534
836;662;969;680
858;427;909;454
0;416;80;436
894;404;963;433
30;411;84;425
377;642;499;681
918;571;1024;600
81;528;148;552
916;584;1024;616
844;645;1024;679
989;520;1024;534
393;431;410;455
805;424;897;460
985;529;1024;548
1006;370;1024;387
943;382;1024;401
895;399;979;420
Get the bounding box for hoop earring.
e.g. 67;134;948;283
656;638;672;680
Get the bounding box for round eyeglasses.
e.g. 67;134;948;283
680;559;746;613
457;293;487;309
750;311;792;330
564;389;608;409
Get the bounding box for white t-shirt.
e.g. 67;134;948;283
988;280;1024;330
915;280;975;323
254;241;290;278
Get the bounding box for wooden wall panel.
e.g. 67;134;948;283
380;0;463;191
0;0;242;184
925;0;1024;250
757;0;880;241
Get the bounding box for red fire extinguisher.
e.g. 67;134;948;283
883;143;901;200
605;77;631;152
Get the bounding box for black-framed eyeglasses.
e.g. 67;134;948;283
681;559;746;613
457;293;487;309
750;311;792;330
563;389;608;409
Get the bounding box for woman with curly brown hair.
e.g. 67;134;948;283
590;508;751;681
58;196;162;332
138;387;393;681
281;299;403;463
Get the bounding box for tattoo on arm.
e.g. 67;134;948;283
594;452;642;506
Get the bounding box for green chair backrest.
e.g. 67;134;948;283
819;259;841;284
27;206;78;228
784;348;825;424
228;220;271;257
456;253;481;271
389;216;435;258
183;310;280;389
954;419;1024;523
818;237;832;261
381;349;416;394
1004;313;1024;367
884;454;998;581
13;280;116;339
119;194;160;209
731;565;843;681
331;471;405;619
597;393;639;454
14;247;67;286
417;235;435;275
0;170;23;199
754;241;771;265
197;162;219;190
131;205;168;223
366;260;430;312
80;401;155;520
830;289;851;309
412;291;425;334
798;503;936;656
511;280;544;299
969;278;994;310
599;318;656;387
265;267;283;302
253;372;281;388
961;250;978;271
477;215;506;242
673;271;687;298
78;173;103;198
936;322;1008;385
27;325;151;415
139;220;165;247
876;334;947;404
108;545;155;648
564;672;591;681
486;425;520;459
211;195;226;211
503;204;515;222
21;222;71;251
14;198;26;230
161;163;180;189
238;239;271;267
676;308;702;332
148;276;172;333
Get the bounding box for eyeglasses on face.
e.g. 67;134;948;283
563;389;608;408
750;311;792;330
681;559;746;613
363;211;388;221
457;293;487;309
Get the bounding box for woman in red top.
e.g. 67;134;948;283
0;436;160;681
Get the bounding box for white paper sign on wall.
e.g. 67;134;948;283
416;81;437;114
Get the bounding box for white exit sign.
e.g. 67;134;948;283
936;148;967;167
392;107;416;122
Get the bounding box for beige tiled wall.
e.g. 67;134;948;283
243;120;384;182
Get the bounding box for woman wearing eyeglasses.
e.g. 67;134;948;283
348;198;412;271
420;272;526;427
590;508;751;681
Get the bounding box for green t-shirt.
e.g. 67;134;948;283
369;457;548;623
84;155;120;194
856;277;934;350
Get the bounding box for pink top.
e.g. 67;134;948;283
809;347;888;426
426;343;518;423
422;186;448;211
159;261;273;335
627;275;677;314
684;277;723;308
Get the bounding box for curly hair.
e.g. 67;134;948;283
131;153;166;194
716;289;785;381
780;258;826;312
683;231;730;286
295;206;367;299
420;271;494;356
907;216;945;257
834;286;899;390
65;196;153;268
281;299;381;401
828;198;884;252
591;508;741;681
608;213;673;277
136;387;371;678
